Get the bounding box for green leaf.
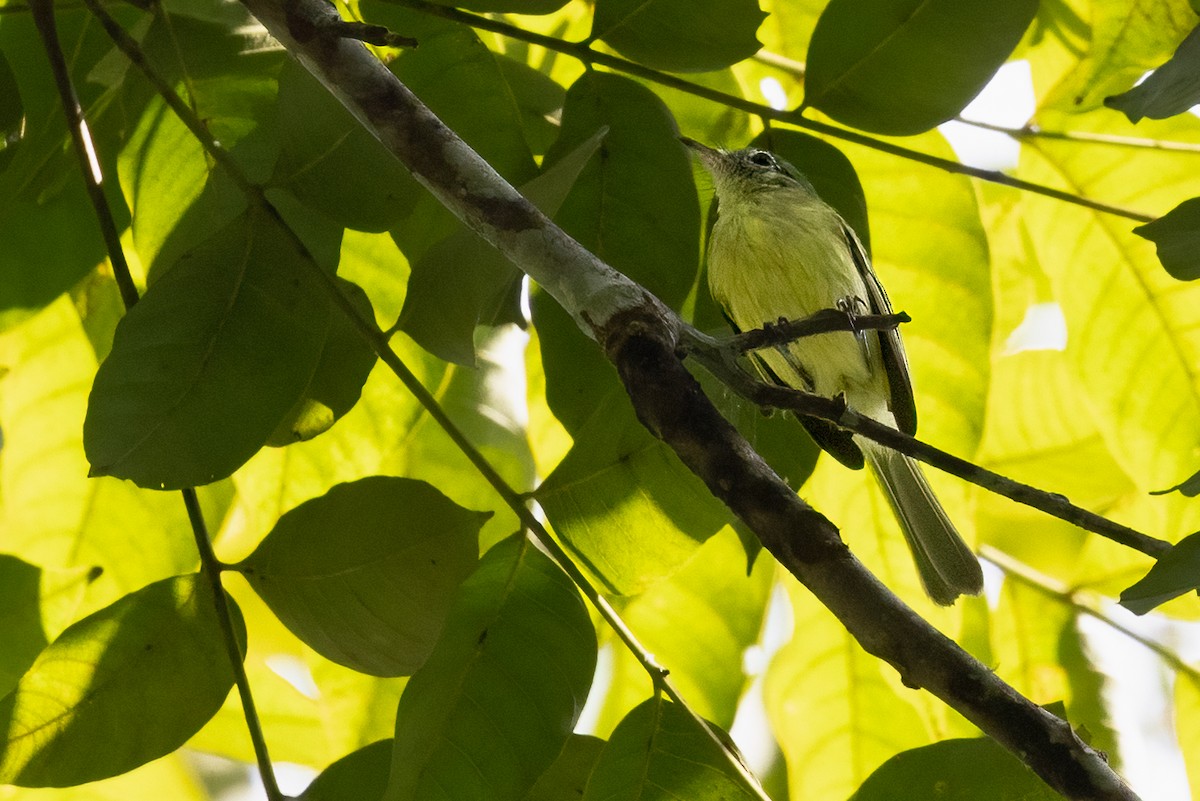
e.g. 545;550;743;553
849;737;1062;800
0;573;244;787
83;208;330;489
1153;465;1200;495
239;476;489;676
0;298;204;601
591;0;766;73
274;61;421;233
805;0;1038;135
118;98;245;278
663;70;753;154
757;0;825;64
161;0;257;24
1105;25;1200;122
0;558;52;699
524;734;604;801
1039;0;1197;113
1017;110;1200;493
1178;673;1200;794
269;278;378;445
228;325;530;561
583;697;761;801
1058;617;1118;763
0;182;110;331
545;74;697;308
765;583;930;798
1133;196;1200;281
398;127;607;366
595;529;773;733
118;14;282;273
0;557;99;698
533;71;700;432
1120;531;1200;614
992;581;1072;704
973;185;1125;582
536;389;730;595
383;534;597;801
299;739;392;801
496;57;569;157
360;6;540;255
0;4;137;206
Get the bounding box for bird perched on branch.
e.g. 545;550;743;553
682;137;983;605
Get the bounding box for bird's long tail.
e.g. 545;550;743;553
862;440;983;605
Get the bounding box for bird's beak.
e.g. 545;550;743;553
679;136;721;171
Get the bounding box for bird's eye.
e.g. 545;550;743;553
748;151;777;169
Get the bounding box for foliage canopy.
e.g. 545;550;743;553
2;0;1200;799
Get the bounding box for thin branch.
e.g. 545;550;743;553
29;0;138;308
384;0;1155;224
751;48;806;78
954;117;1200;154
982;546;1200;680
35;3;282;797
181;492;283;801
688;308;911;357
683;327;1173;560
81;3;763;796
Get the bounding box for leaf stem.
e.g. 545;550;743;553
36;3;283;796
28;0;139;309
182;491;285;801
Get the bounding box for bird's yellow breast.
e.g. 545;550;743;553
707;191;888;417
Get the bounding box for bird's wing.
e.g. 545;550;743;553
721;308;865;470
842;222;918;436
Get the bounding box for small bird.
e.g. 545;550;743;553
682;137;983;605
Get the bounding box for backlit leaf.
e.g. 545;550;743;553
536;389;730;596
1120;531;1200;614
384;535;596;801
805;0;1038;134
591;0;765;73
0;574;244;787
583;697;761;801
239;476;489;676
83;208;330;489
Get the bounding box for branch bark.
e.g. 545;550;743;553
234;1;1140;797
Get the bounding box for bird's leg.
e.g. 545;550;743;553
836;296;870;344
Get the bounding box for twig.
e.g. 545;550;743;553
35;2;283;797
954;117;1200;154
683;326;1173;560
687;308;911;357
